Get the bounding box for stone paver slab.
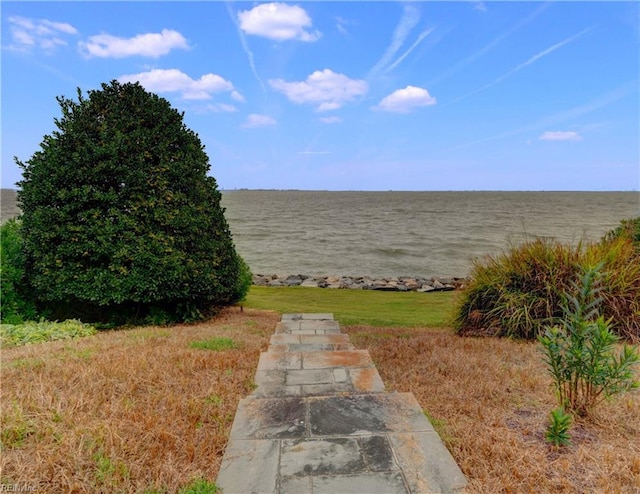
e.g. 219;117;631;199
389;432;468;493
312;472;408;494
299;334;352;345
309;393;434;436
216;439;279;494
230;397;307;439
286;369;334;385
279;476;312;494
280;437;366;477
349;367;386;393
257;351;302;371
301;383;354;395
299;320;340;331
283;313;334;320
302;350;374;369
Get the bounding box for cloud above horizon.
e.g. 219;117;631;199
118;68;239;100
375;86;436;113
238;2;321;42
270;69;368;111
80;29;188;58
7;16;78;53
539;131;583;141
242;114;277;128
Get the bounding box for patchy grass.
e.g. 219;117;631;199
2;305;638;493
189;337;238;351
243;285;456;327
0;307;277;493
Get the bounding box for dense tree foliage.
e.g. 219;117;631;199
16;80;250;323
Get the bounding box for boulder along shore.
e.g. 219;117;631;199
252;274;470;292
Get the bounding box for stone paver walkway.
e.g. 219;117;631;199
216;314;467;493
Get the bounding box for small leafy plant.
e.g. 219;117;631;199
538;264;639;417
545;406;572;447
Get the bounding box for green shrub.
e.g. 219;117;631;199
15;81;248;324
604;217;640;249
454;236;640;340
0;219;38;323
538;265;639;417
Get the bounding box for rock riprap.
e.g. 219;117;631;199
252;274;470;292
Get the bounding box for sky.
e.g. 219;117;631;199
2;1;639;191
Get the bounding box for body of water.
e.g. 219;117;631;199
221;190;639;278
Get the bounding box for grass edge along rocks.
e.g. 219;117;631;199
252;274;470;292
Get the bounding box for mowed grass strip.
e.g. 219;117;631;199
243;285;457;327
0;308;277;493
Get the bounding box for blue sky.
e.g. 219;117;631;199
2;1;639;191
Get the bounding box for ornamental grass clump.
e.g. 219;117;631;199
454;221;640;341
538;265;639;417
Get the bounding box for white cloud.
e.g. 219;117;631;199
243;114;277;128
231;90;245;102
203;103;238;113
118;69;239;101
80;29;188;58
375;86;436;113
474;2;488;12
238;3;321;42
269;69;368;111
336;16;350;35
539;131;583;141
320;116;343;124
7;16;78;53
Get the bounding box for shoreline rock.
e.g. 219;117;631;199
252;274;470;292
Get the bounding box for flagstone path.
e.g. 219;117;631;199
216;313;467;493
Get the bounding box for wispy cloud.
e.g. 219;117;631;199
118;68;240;100
447;26;593;106
539;131;582;141
80;29;188;58
226;2;265;92
237;2;321;42
6;16;78;53
242;114;277;128
270;69;368;111
386;28;435;74
369;4;423;77
442;82;636;152
429;3;549;86
320;116;343;124
374;86;436;113
474;2;488;13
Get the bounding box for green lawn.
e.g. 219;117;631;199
242;286;458;328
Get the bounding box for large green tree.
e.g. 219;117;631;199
16;80;250;323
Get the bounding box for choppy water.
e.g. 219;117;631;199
221;190;639;278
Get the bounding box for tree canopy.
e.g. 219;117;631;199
16;80;250;323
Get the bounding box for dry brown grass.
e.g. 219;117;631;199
2;309;639;493
1;308;278;493
346;325;640;494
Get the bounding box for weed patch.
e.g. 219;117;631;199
189;337;238;351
